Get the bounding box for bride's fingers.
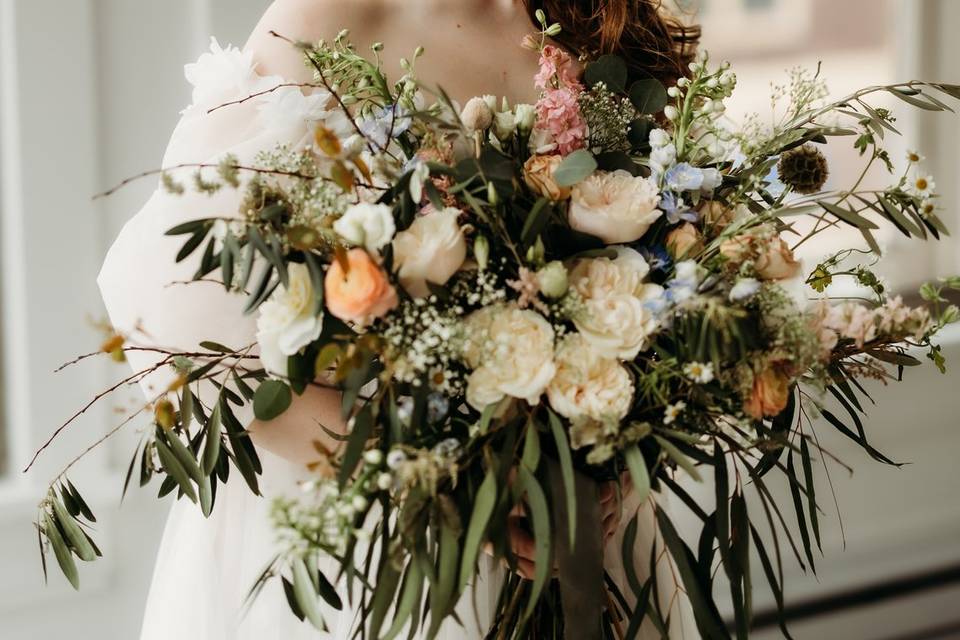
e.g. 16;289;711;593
507;516;537;561
599;481;616;503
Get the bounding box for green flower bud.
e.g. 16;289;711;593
487;181;500;205
474;235;490;271
537;261;569;298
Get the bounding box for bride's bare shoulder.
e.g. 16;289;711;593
245;0;387;81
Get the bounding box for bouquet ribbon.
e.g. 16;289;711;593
548;461;606;640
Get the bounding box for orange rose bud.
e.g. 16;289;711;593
744;365;791;419
324;248;399;325
665;223;703;259
154;399;176;430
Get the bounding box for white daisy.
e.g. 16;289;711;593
906;149;925;164
664;401;687;425
907;173;936;199
683;362;715;384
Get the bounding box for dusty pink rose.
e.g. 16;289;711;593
534;87;588;156
535;45;581;90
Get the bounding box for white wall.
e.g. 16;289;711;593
0;2;266;638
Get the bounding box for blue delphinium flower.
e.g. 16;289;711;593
763;163;787;199
664;162;705;192
360;104;411;149
661;191;698;225
638;245;673;273
664;260;701;304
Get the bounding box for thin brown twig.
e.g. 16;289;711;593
23;358;174;473
94;162;318;200
207;82;325;114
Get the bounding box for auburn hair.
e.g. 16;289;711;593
521;0;700;87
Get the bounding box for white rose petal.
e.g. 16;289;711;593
547;334;634;423
569;170;663;244
463;304;556;409
256;263;324;377
392;207;467;298
333;202;396;254
569;247;663;359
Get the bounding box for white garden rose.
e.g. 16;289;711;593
568;170;662;244
256;263;323;376
570;247;664;359
333;202;396;254
547;334;634;424
392;207;467;298
462;304;556;409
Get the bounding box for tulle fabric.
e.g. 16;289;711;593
97;39;696;640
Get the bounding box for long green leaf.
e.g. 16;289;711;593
624;446;651;505
51;498;96;562
458;470;498;592
292;558;327;631
547;410;577;546
43;513;79;589
154;436;198;503
338;407;373;489
655;509;730;640
202;401;223;476
517;467;551;622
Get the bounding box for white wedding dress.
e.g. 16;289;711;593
98;38;697;640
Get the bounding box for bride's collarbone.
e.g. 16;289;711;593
285;3;542;103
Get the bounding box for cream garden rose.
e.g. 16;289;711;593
462;303;556;409
392;207;468;297
547;334;634;425
256;262;323;376
568;170;662;244
569;247;664;359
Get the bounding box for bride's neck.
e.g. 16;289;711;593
407;0;521;20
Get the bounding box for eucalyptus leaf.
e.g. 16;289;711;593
458;470;498;592
624;446;651;505
547;410;577;546
553;150;598;187
629;78;669;115
584;55;628;92
51;498;96;562
43;513;79;590
253;380;293;421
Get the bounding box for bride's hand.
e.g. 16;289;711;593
506;476;630;580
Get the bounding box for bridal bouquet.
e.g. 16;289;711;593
33;14;960;640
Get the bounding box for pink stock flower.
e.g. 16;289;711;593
534;45;581;90
534;87;588;155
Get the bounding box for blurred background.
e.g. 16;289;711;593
0;0;958;638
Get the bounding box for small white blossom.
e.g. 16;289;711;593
730;278;762;302
907;173;935;199
363;449;384;466
664;401;687;425
683;362;715;384
387;449;407;470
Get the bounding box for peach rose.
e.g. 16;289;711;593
744;365;791;419
523;154;572;201
700;201;737;230
721;229;801;280
665;223;703;259
324;248;398;325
